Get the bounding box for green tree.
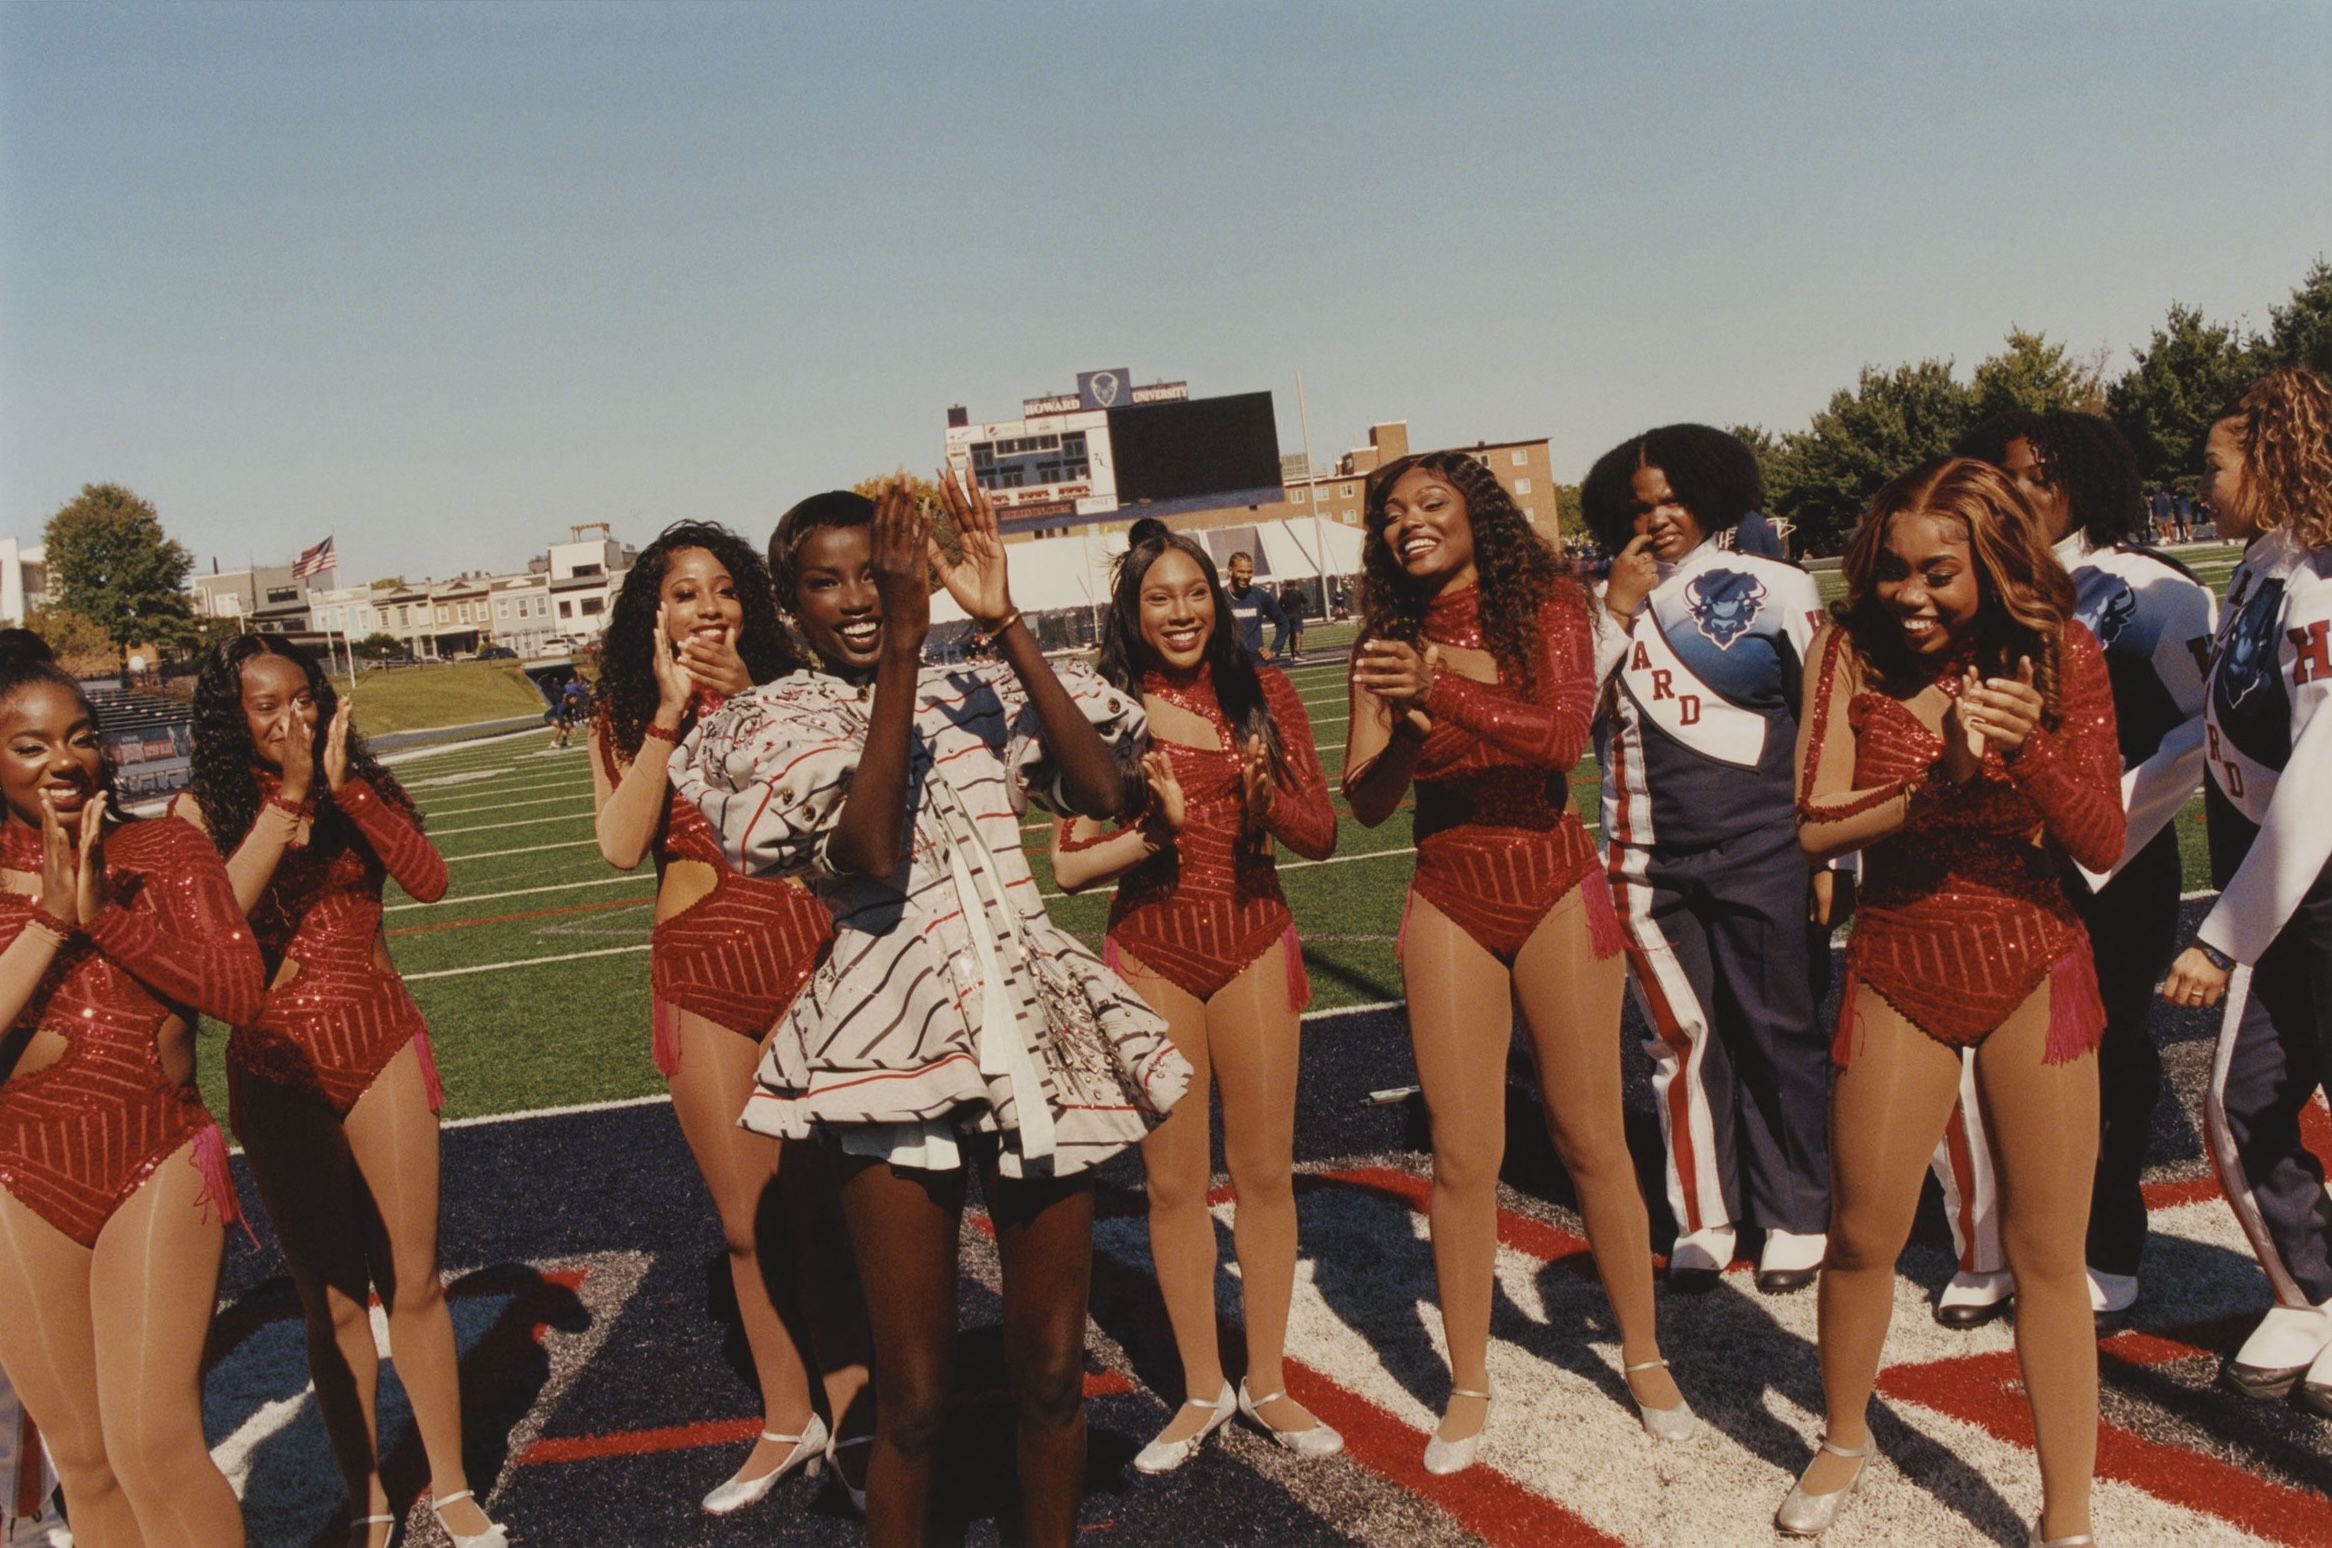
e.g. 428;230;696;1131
41;484;196;670
1767;361;1976;555
20;604;117;678
2266;258;2332;376
2104;303;2264;489
353;631;407;660
1725;424;1788;512
1970;328;2106;420
1553;482;1584;539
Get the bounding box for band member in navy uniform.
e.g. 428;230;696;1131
2162;366;2332;1413
1224;552;1290;661
1584;425;1842;1293
1926;410;2216;1327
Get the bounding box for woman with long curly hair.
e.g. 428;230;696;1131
589;520;871;1515
2162;365;2332;1415
1787;457;2121;1543
1924;410;2217;1331
181;635;503;1547
1052;531;1339;1472
0;644;261;1547
1342;449;1688;1475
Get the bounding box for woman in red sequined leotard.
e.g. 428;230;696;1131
1052;534;1340;1470
591;523;869;1517
182;636;507;1548
1342;451;1689;1473
1782;458;2121;1543
0;655;260;1547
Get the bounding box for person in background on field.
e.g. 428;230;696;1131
1277;578;1310;658
2150;484;2177;544
2174;487;2198;543
1715;506;1788;559
1225;551;1290;662
552;676;590;748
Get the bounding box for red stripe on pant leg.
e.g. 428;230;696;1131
1942;1099;1980;1274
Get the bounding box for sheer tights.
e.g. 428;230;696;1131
231;1041;492;1543
0;1137;240;1547
664;1008;870;1483
838;1150;1094;1548
1810;981;2097;1541
1403;886;1675;1444
1124;937;1313;1442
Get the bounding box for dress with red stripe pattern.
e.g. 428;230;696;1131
1075;665;1336;1004
230;774;453;1117
0;815;263;1246
1400;582;1622;964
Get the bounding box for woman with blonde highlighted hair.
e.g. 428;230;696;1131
1786;457;2121;1544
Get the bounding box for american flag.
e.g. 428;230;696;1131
291;535;335;579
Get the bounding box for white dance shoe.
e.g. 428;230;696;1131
429;1489;510;1548
1622;1357;1697;1442
2029;1522;2096;1546
701;1413;828;1515
1774;1436;1871;1537
1422;1378;1495;1475
1756;1230;1827;1294
1934;1268;2015;1329
1667;1225;1734;1291
1133;1381;1235;1474
2087;1268;2138;1317
1238;1378;1344;1458
2226;1300;2332;1399
827;1427;873;1513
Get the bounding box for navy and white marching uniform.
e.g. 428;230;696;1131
1931;534;2215;1309
1594;542;1831;1275
2196;528;2332;1356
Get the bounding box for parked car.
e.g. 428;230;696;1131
477;645;518;660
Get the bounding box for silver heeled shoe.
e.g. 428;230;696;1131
346;1513;396;1548
1422;1378;1495;1475
1238;1378;1344;1458
1623;1357;1697;1442
429;1489;510;1548
2029;1523;2096;1546
701;1413;828;1515
826;1427;873;1513
1133;1381;1235;1474
1774;1437;1871;1537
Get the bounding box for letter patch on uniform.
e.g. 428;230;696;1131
1685;567;1767;650
2291;620;2332;686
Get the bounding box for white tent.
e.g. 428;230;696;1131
930;516;1361;625
1255;517;1365;583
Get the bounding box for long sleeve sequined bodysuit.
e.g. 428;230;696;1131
1070;666;1336;1005
616;725;833;1076
230;776;452;1117
0;816;263;1246
1797;624;2123;1061
1393;583;1623;963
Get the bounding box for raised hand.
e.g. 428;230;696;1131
1604;533;1659;620
870;471;933;650
1352;637;1438;711
650;621;693;720
277;704;318;804
1239;733;1277;826
37;790;76;928
1961;656;2044;755
322;699;354;793
930;466;1014;626
1940;666;1986;786
675;621;752;697
71;792;107;927
1141;750;1185;835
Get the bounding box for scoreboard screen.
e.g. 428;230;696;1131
1107;392;1281;505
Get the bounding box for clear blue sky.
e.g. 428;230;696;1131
3;1;2326;583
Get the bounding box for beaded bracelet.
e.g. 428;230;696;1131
265;793;314;822
640;721;683;745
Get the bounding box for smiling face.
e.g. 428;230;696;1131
1;680;103;830
658;545;743;653
1379;466;1478;590
1136;548;1215;672
1998;436;2072;544
788;524;884;674
2199;417;2254;540
239;652;317;774
1873;511;1981;656
1628;462;1708;562
1226;554;1254;592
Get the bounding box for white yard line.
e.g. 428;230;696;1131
428;809;595;838
440;837;601;864
404;942;650;982
386;873;652;913
424;792;596;820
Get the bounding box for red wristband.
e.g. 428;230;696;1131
641;721;682;745
266;793;314;821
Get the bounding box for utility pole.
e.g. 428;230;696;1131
1296;371;1328;620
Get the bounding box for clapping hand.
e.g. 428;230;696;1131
1940;666;1987;786
870;471;933;649
1352;636;1438;712
1141;751;1185;835
275;702;320;804
930;466;1014;627
1239;733;1277;827
1960;657;2044;756
650;621;693;720
322;699;354;794
674;621;752;697
38;788;106;929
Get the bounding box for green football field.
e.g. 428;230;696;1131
195;544;2243;1126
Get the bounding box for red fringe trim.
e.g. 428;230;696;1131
651;996;682;1080
191;1122;258;1248
2044;948;2107;1066
1281;922;1311;1012
1831;966;1862;1068
1582;869;1625;960
412;1029;447;1115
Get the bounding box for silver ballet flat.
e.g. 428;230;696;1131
429;1489;511;1548
701;1413;828;1516
1774;1437;1871;1537
1623;1357;1697;1442
1238;1378;1344;1459
2029;1524;2096;1547
1422;1379;1495;1476
1133;1381;1235;1475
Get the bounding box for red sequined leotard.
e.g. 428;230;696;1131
1388;583;1623;964
1797;624;2123;1061
1071;665;1336;1004
0;816;263;1247
604;725;832;1075
229;776;451;1117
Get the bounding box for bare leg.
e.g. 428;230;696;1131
836;1156;965;1548
1400;893;1520;1445
771;1134;874;1473
979;1157;1096;1548
1804;988;1963;1495
1510;885;1677;1412
88;1139;243;1547
1973;987;2100;1542
0;1192;139;1545
1124;953;1225;1446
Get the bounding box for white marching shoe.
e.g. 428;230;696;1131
1667;1225;1735;1290
1774;1437;1871;1537
1756;1230;1827;1294
1623;1357;1697;1442
1238;1378;1344;1458
2088;1267;2139;1317
2225;1299;2332;1399
429;1489;510;1548
1133;1381;1235;1475
701;1413;828;1515
1422;1378;1495;1475
1935;1268;2015;1329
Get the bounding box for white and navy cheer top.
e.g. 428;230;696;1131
2197;527;2332;965
2052;531;2216;890
1593;543;1825;852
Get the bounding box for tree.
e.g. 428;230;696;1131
41;484;195;669
1970;328;2106;420
353;632;408;660
2104;303;2263;489
1767;361;1976;555
1725;424;1788;512
1553;482;1585;539
20;605;116;678
2266;258;2332;376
